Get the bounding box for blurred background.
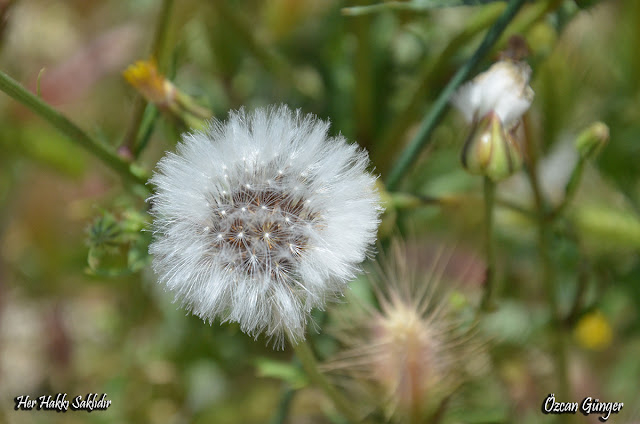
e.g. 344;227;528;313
1;0;639;423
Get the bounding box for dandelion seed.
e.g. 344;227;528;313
148;105;382;347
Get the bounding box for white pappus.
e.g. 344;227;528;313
148;105;382;347
451;60;534;128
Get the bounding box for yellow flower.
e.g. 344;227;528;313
123;59;212;129
574;310;613;351
123;60;174;106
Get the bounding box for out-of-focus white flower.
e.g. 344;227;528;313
452;60;534;128
149;105;382;347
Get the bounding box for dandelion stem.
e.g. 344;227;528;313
0;70;148;186
291;338;360;423
480;176;497;311
385;0;527;190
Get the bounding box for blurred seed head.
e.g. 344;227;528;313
324;239;483;420
148;105;382;347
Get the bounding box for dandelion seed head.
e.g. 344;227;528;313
148;105;382;347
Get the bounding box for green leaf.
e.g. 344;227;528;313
254;358;308;389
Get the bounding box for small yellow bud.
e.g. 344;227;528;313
461;112;523;182
123;60;174;106
575;121;609;159
574;310;613;351
123;59;212;129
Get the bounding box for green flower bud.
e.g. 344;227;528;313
575;121;609;159
461;112;523;182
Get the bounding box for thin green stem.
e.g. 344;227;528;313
291;338;361;423
375;0;564;173
550;156;586;220
373;4;504;172
121;97;148;158
426;394;452;424
0;70;147;186
523;118;572;422
342;0;499;15
121;0;175;155
150;0;175;71
269;386;296;424
564;260;589;326
133;105;160;157
385;0;527;190
352;2;375;150
388;191;537;220
495;197;537;220
480;176;497;311
532;174;572;423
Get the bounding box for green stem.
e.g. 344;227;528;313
564;260;589;326
550;156;586;219
385;0;527;190
292;338;361;423
426;394;452;424
150;0;175;71
534;181;572;423
388;191;537;220
375;0;563;173
373;3;504;171
342;0;499;15
0;70;147;186
480;176;497;311
133;105;160;157
121;97;148;158
495;197;537;220
121;0;175;155
524;122;572;422
269;386;296;424
352;2;375;150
